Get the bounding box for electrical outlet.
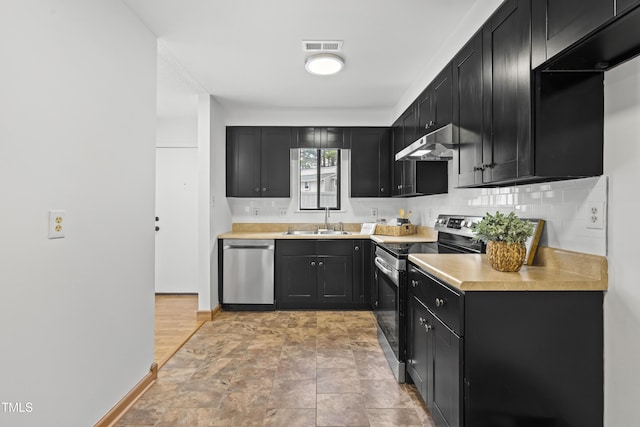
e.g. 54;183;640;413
48;210;66;239
587;201;604;229
371;208;378;217
252;208;259;216
279;208;288;216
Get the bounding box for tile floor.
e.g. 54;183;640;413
117;310;435;427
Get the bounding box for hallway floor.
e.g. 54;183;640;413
117;310;435;427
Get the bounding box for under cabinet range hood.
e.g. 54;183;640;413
395;123;454;161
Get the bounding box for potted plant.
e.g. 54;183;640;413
472;211;534;272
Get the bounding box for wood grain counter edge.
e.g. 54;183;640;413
409;247;608;292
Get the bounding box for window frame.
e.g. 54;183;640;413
298;148;341;211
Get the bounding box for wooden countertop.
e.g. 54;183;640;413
409;247;608;292
217;223;437;242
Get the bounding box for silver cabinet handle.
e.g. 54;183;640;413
380;187;384;192
255;187;260;192
425;324;432;332
318;261;324;266
354;246;360;251
419;317;426;325
311;261;316;267
435;298;445;307
411;279;418;288
262;187;267;192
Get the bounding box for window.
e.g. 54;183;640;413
299;148;340;210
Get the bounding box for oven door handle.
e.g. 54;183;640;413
374;257;399;285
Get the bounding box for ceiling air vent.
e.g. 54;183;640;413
302;40;343;53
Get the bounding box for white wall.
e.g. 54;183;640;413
0;1;156;426
197;95;231;310
156;116;198;148
603;56;640;427
209;97;232;309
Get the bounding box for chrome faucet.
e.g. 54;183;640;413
324;206;330;230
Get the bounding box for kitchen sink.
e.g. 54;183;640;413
282;230;351;235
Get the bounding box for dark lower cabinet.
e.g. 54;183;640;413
407;264;604;427
280;254;317;308
430;309;461;427
407;296;430;402
276;239;366;309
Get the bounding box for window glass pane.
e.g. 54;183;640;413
320;149;338;208
299;148;341;210
300;149;317;209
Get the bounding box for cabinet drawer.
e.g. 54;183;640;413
409;265;463;336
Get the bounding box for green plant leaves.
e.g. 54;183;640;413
472;211;534;244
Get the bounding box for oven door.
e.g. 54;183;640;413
374;255;406;382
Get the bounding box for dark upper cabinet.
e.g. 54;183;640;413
454;0;604;188
350;128;391;197
226;127;291;197
226;127;261;197
453;31;484;187
531;0;614;68
295;127;347;148
401;106;418;148
418;63;453;137
261;127;293;197
482;0;532;183
392;124;405;196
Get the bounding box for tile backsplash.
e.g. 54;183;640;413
406;162;608;256
228;153;607;256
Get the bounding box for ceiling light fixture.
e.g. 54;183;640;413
305;53;345;76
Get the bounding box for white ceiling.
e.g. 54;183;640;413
123;0;503;123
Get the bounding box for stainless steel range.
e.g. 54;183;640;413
373;214;485;383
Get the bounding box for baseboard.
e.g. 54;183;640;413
196;304;222;321
94;362;158;427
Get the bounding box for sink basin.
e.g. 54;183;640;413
282;230;318;235
282;230;351;236
317;230;351;235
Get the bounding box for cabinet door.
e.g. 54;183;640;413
260;127;291;197
618;0;640;13
352;240;364;304
453;31;484;187
533;0;613;62
296;127;320;148
401;106;418;148
482;0;532;184
417;86;434;137
433;63;453;131
317;255;353;304
279;255;317;308
407;295;431;403
324;127;346;148
428;310;462;427
401;161;416;196
392;124;404;196
350;128;391;197
226;127;261;197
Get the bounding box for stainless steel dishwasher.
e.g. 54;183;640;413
222;239;275;310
